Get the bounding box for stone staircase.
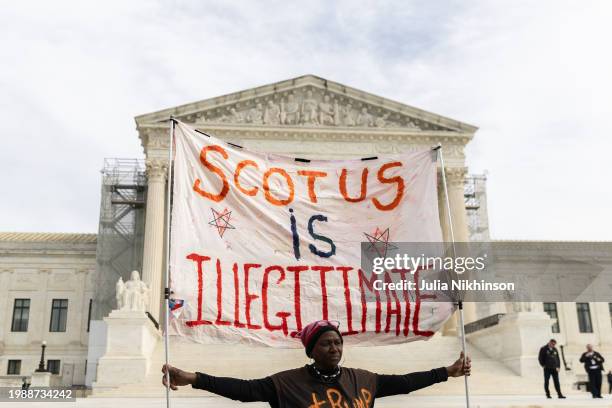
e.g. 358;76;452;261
91;334;577;399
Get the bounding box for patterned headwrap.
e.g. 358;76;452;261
299;320;342;357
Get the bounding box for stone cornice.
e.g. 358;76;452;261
139;123;472;154
492;240;612;252
138;123;469;169
0;250;97;259
0;232;96;243
0;242;97;254
471;242;612;266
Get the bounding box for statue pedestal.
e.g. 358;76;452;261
467;312;554;376
92;310;160;390
30;371;58;388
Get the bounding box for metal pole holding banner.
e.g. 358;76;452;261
163;117;176;408
433;143;470;408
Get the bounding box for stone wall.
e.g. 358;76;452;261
0;233;97;386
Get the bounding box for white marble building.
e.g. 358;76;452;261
0;232;97;387
0;76;610;399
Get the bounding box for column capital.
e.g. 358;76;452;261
146;159;168;183
439;167;467;188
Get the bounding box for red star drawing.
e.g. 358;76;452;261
208;208;236;238
363;227;398;258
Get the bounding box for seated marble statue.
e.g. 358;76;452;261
115;270;150;312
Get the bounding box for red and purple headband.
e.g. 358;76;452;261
299;320;342;357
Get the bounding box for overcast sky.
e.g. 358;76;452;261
1;0;611;240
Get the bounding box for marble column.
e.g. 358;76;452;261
141;158;168;323
439;179;457;335
445;167;470;242
444;168;477;326
447;168;477;324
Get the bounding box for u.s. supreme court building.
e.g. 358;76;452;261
1;75;610;400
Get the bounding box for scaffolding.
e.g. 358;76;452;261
464;174;490;242
93;159;147;320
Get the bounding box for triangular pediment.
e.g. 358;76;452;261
136;75;477;133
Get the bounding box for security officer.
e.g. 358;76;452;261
538;339;566;399
579;344;605;398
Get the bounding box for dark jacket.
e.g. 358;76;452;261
538;345;560;370
579;351;604;372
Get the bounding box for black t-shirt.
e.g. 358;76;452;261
270;366;377;407
193;364;448;407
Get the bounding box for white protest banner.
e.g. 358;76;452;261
169;121;454;347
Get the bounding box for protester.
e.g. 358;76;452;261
538;339;566;399
162;320;471;407
579;344;605;398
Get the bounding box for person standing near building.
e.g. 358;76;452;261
538;339;566;399
579;344;605;398
162;320;471;407
607;370;612;394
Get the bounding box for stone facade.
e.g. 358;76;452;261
0;233;97;386
2;76;611;396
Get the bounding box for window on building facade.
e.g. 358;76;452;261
576;303;593;333
49;299;68;332
11;298;30;332
543;302;560;333
47;360;61;375
7;360;21;375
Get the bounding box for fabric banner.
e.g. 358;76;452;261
169;121;454;347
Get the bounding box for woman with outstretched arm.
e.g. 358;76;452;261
162;320;471;407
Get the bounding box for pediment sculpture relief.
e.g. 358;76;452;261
179;87;448;131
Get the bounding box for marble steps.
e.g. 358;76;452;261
75;395;612;408
91;335;573;398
